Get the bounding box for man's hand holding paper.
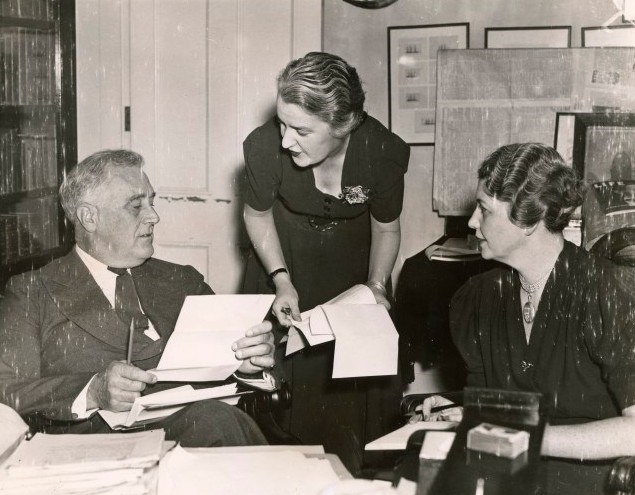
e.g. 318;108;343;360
151;294;275;382
87;361;158;412
233;321;275;374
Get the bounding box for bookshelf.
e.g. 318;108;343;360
0;0;76;289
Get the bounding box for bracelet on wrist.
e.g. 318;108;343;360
269;267;288;281
366;280;387;294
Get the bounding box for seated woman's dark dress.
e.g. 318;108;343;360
450;241;635;494
241;113;409;459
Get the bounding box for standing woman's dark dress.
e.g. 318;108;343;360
241;113;409;454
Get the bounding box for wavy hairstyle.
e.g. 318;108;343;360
478;143;584;232
277;52;365;137
60;149;144;222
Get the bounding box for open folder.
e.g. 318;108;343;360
150;294;275;382
286;285;399;378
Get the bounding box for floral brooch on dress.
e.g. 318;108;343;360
340;185;371;205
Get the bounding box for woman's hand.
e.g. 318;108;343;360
366;282;391;310
418;395;463;422
272;276;301;327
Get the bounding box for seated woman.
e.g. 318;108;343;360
421;143;635;495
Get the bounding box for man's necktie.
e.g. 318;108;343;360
107;267;149;331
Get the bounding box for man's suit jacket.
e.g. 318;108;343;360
0;249;213;421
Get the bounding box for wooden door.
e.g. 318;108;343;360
76;0;321;293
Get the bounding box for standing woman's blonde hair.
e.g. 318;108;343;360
277;52;366;138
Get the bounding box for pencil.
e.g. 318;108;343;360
126;320;135;365
431;403;460;414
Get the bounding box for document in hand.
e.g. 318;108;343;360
151;294;275;381
285;284;377;356
98;383;244;430
329;304;399;378
286;285;399;378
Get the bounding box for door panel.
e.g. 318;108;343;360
77;0;322;293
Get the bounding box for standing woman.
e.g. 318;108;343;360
241;52;409;458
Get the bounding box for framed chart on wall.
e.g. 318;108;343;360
571;112;635;249
582;25;635;47
387;23;469;145
484;26;571;48
572;112;635;183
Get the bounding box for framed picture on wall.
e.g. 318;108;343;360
484;26;571;48
572;113;635;249
387;23;469;145
572;112;635;182
582;25;635;47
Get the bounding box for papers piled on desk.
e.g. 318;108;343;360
285;284;399;378
98;383;246;430
0;429;165;495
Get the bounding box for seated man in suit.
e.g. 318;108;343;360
0;149;272;447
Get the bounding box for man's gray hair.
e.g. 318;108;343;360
60;149;144;222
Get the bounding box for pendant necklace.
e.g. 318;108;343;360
519;268;552;324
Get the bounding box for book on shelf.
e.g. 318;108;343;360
0;27;54;106
0;195;60;263
0;128;19;195
0;0;52;21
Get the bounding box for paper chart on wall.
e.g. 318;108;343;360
433;47;635;215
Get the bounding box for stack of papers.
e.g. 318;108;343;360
285;285;399;378
151;294;274;382
424;236;481;262
0;429;165;495
98;383;246;430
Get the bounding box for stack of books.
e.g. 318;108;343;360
424;236;481;262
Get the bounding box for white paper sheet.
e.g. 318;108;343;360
365;422;458;451
285;284;376;356
153;294;274;381
419;431;457;460
158;445;340;495
0;403;28;464
327;304;398;379
98;384;243;429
